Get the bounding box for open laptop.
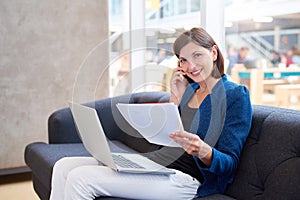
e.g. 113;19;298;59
69;102;175;175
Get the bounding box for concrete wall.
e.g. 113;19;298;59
0;0;108;170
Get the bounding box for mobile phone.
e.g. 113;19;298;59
177;61;194;83
183;75;195;83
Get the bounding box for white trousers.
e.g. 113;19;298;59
50;157;200;200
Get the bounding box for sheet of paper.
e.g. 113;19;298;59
116;103;183;147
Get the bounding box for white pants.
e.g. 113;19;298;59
50;157;200;200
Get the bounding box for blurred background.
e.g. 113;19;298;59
109;0;300;109
1;0;300;199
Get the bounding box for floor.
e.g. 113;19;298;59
0;172;39;200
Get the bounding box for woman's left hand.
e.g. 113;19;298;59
170;131;213;166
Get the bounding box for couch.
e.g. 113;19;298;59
25;91;300;200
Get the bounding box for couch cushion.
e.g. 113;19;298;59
225;105;300;199
25;140;138;200
48;92;170;153
93;92;169;153
25;142;90;199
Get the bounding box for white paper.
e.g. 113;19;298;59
116;103;183;147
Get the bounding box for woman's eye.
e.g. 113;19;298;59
180;59;186;64
193;53;201;59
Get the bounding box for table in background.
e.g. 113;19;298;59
231;67;300;104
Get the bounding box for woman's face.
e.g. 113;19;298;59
178;42;217;83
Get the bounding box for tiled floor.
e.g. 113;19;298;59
0;173;39;200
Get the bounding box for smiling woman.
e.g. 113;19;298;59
168;27;252;197
49;27;252;199
178;42;218;82
170;27;225;106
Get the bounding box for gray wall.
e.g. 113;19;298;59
0;0;108;170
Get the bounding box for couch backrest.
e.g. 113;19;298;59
93;91;170;153
48;92;300;199
225;105;300;199
48;91;170;152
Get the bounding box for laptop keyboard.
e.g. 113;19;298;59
112;154;145;169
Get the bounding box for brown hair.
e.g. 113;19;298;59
173;27;224;78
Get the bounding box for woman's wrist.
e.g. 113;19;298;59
198;143;213;167
169;93;181;105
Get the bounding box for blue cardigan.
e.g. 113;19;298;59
179;75;252;197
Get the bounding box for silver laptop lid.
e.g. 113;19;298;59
69;102;117;170
69;102;175;175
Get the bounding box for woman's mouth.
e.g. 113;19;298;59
189;69;202;77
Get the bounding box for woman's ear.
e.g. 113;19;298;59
212;45;218;61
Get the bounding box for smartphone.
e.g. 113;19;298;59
183;75;195;83
177;61;194;83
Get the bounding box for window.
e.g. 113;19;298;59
225;0;300;109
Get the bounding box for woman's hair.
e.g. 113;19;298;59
173;27;224;78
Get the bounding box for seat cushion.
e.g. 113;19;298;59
25;142;90;199
25;141;138;200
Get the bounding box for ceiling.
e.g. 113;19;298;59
226;13;300;33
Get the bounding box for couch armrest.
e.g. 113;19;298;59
48;107;81;144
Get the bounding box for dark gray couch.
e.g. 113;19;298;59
25;91;300;200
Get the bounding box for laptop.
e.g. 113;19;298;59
69;102;175;175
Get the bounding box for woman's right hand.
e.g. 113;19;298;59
169;63;188;105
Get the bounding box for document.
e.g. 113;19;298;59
116;103;183;147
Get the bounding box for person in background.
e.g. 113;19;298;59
226;46;249;76
291;46;300;65
269;50;281;67
280;51;294;68
155;49;169;63
49;27;252;200
286;49;295;67
279;36;291;54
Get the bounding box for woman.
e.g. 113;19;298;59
50;27;252;200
